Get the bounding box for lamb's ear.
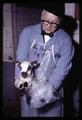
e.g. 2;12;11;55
31;61;40;68
15;61;21;69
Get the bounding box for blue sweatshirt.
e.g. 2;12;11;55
15;23;74;89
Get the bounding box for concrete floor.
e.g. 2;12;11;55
3;101;20;117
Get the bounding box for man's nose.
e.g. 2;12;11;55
21;72;27;78
47;23;51;27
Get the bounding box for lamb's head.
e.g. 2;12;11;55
15;60;40;90
16;60;40;78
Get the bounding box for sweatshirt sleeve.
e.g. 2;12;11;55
49;33;75;89
15;27;30;79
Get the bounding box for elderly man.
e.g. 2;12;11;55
15;3;74;117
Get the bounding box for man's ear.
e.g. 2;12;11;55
41;9;46;20
31;61;40;69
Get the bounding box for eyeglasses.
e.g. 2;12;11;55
41;19;60;27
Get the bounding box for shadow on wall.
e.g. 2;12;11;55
61;15;80;117
3;62;21;117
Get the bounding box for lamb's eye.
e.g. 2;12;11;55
28;66;31;70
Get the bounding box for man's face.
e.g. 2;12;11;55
41;10;61;34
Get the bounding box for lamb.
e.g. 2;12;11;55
15;60;61;108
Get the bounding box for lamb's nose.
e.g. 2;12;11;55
21;72;27;78
19;84;23;89
24;82;28;87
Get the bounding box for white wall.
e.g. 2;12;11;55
65;3;79;44
3;4;15;62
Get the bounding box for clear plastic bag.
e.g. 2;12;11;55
28;80;59;108
25;49;60;108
